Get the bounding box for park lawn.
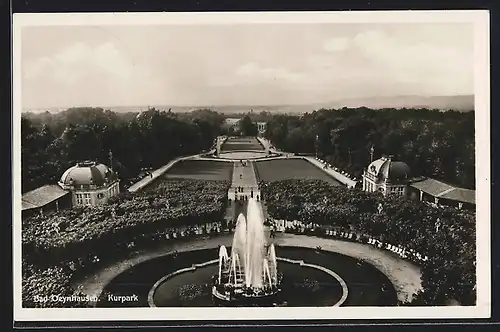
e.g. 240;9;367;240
161;160;234;182
254;158;342;186
220;137;265;151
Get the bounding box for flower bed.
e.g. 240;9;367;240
261;179;476;306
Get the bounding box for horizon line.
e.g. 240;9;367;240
21;93;474;112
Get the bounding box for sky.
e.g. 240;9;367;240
21;23;474;109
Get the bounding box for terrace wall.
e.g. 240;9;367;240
302;157;358;188
127;156;188;193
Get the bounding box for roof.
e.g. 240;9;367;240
410;178;475;204
380;160;411;181
22;184;70;211
59;161;116;187
367;158;388;175
367;156;410;182
224;118;241;125
440;188;475;204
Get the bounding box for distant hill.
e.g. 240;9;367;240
23;95;474;115
323;95;474;112
197;95;474;114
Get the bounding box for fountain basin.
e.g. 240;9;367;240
97;246;397;307
211;285;281;303
148;257;348;307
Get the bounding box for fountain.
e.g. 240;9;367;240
212;198;282;304
146;196;349;307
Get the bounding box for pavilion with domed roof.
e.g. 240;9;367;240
362;155;411;197
362;154;475;210
22;160;120;218
58;161;120;206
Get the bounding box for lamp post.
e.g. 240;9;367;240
108;150;113;170
315;135;319;158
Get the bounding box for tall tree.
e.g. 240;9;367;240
239;115;258;136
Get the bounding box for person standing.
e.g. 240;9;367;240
270;224;275;238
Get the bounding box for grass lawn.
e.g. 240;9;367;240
160;160;233;182
254;159;343;186
221;137;265;151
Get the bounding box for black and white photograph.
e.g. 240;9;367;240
13;11;490;321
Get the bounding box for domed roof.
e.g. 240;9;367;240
59;161;117;187
367;156;410;182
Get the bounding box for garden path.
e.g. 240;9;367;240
304;157;358;188
127;156;190;192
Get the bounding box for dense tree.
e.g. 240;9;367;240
264;108;475;188
22;106;475;193
229;110;274;123
239;115;258;136
21;107;223;193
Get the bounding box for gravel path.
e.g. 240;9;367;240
127;156;188;192
75;234;421;304
304;157;358;188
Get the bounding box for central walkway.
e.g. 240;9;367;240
224;160;269;223
229;160;260;201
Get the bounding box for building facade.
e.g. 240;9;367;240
223;118;241;133
58;161;120;207
256;122;267;136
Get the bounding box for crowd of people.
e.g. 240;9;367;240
268;220;429;265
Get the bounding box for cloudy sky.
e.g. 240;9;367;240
21;23;474;109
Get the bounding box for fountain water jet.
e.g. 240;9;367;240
213;198;282;303
268;244;278;285
218;246;229;283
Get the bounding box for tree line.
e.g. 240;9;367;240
263;107;475;189
21;107;225;193
22;106;475;193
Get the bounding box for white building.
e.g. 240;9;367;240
58;161;120;206
362;155;411;197
223;117;241;132
256;121;267;135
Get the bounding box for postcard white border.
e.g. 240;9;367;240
12;10;491;322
